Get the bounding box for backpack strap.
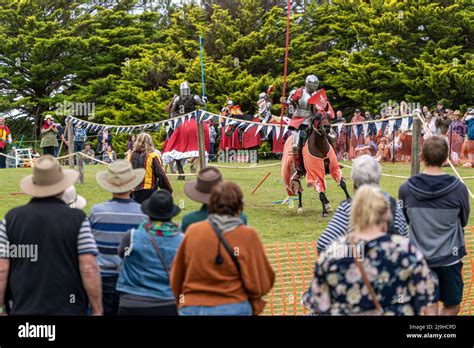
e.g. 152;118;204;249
208;221;241;273
348;236;384;315
146;232;170;275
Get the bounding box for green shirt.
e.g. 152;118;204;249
40;127;59;148
180;204;248;233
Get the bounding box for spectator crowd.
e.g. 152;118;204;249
332;103;474;167
0;130;470;316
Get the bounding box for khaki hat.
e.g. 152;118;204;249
184;167;223;204
453;110;461;116
44;114;54;121
61;186;87;209
96;160;145;193
20;155;79;198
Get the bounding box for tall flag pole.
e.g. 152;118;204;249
199;35;206;103
279;0;291;142
197;35;207;169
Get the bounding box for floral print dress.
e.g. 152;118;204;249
303;234;437;315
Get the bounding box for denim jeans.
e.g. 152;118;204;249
74;142;85;153
178;301;252;316
0;147;6;168
102;275;120;316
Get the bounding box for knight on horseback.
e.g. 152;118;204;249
284;75;320;190
257;86;274;124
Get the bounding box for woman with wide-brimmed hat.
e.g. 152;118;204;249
116;189;183;315
40;115;59;156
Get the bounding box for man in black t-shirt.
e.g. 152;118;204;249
0;156;103;315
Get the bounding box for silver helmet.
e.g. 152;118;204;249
180;81;191;97
258;92;268;100
305;75;319;93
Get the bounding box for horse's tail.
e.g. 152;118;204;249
281;135;298;196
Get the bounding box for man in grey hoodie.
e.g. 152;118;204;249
399;135;470;315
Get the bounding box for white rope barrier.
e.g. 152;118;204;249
0;152;17;160
339;162;410;179
213;162;282;169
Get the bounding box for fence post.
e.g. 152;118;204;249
78;153;84;184
197;111;206;170
392;129;395;164
67;121;74;169
411;114;422;176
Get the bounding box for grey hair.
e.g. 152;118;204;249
351;155;382;188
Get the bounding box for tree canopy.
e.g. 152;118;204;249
0;0;472;138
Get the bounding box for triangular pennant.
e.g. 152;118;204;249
175;118;183;129
352;125;358;138
274;126;281;140
363;123;369;136
197;111;204;123
386;120;394;134
400;117;409;131
375;121;381;133
242;123;252;133
266;126;273;138
237;122;247;130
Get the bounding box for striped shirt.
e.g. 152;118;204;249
89;199;147;276
0;218;97;257
131;151;172;192
317;194;408;253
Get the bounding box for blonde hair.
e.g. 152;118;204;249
349;185;388;234
133;132;155;154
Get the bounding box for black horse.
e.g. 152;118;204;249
283;113;351;217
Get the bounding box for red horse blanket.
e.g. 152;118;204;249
162;119;210;163
282;135;342;196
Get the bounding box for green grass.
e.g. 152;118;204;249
1;160;474;244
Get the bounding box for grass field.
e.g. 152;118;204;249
2;160;474;315
2;160;474;244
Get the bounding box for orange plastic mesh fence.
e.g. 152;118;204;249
262;227;474;316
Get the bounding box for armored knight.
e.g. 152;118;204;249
285;75;320;181
170;81;206;117
257;91;273;123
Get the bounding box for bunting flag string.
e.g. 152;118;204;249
65;111;416;138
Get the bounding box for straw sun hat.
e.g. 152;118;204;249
20;155;79;198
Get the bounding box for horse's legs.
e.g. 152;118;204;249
176;159;185;181
319;192;330;217
340;178;351;200
297;191;304;215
